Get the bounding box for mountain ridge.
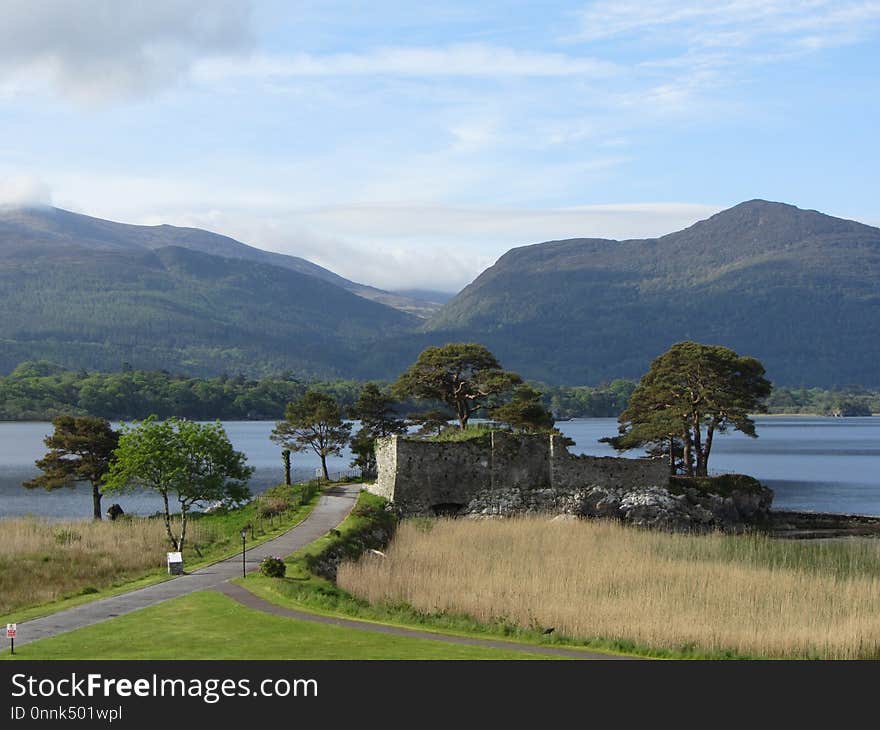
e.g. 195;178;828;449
0;204;443;317
426;200;880;386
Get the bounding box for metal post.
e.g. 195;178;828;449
241;533;246;578
9;638;13;656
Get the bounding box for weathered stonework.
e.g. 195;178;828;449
369;432;773;531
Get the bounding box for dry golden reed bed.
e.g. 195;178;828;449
0;517;210;615
338;518;880;659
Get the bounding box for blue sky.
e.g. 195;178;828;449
1;0;878;291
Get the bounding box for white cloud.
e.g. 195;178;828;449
0;175;52;206
574;0;880;46
297;201;719;245
0;0;253;101
192;43;618;82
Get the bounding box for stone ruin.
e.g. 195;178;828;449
367;431;773;531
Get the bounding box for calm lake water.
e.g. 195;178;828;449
0;417;877;519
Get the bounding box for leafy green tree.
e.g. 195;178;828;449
24;416;120;520
490;384;555;432
271;390;352;481
615;341;772;476
104;417;252;551
348;383;407;478
393;343;521;429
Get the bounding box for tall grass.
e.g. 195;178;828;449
0;483;317;616
338;518;880;659
0;517;190;614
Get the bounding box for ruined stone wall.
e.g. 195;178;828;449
371;436;398;501
549;433;669;491
369;432;668;516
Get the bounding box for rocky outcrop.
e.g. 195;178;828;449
580;477;772;531
463;476;772;532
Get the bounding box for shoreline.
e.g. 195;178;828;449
768;509;880;539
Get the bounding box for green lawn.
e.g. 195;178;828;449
1;591;555;660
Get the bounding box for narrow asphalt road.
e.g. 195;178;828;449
13;483;361;647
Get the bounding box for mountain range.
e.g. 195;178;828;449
1;200;878;386
428;200;880;386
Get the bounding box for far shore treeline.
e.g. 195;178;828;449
0;359;877;422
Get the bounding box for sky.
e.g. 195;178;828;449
0;0;878;292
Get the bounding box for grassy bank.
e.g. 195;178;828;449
337;517;880;659
1;591;554;660
1;482;320;622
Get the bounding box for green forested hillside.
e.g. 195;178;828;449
426;200;880;386
0;242;417;378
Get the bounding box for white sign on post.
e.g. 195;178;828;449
315;468;323;478
6;624;16;639
166;552;184;575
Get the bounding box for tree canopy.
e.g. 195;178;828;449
490;384;555;432
271;390;352;481
393;343;521;429
614;341;772;476
23;415;120;520
104;417;252;551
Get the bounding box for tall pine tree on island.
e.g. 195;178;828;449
612;341;772;476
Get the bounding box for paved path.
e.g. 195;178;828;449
13;484;361;647
216;582;629;660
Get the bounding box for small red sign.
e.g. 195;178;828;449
6;624;16;639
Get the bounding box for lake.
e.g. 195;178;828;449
0;417;877;519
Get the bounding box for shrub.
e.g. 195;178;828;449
259;555;287;578
258;497;291;519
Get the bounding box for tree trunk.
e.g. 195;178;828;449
179;503;189;554
161;492;179;550
668;437;676;475
700;423;716;477
682;429;694;477
692;414;704;477
91;482;103;521
320;454;329;481
455;398;469;429
282;449;291;486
